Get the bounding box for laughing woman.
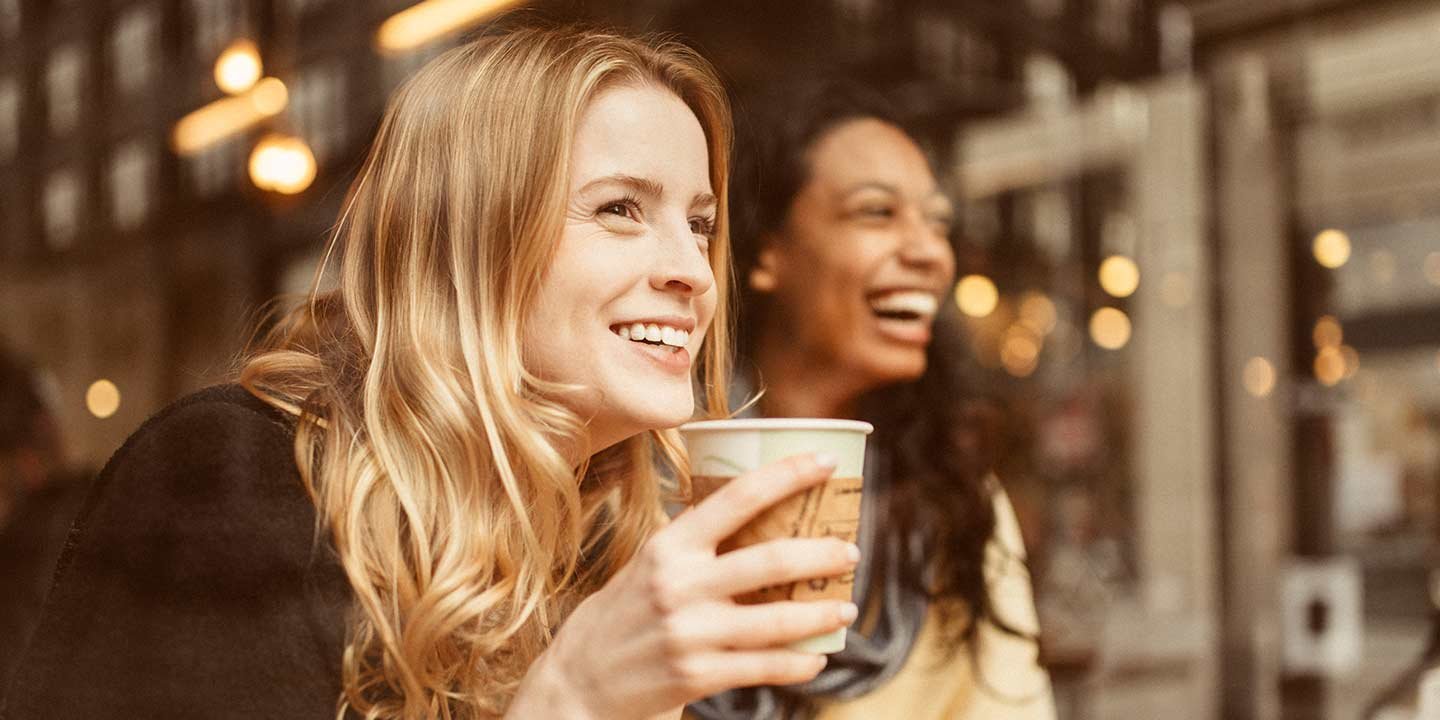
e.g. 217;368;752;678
687;81;1057;720
2;27;860;720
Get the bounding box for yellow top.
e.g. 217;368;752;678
812;490;1055;720
684;490;1056;720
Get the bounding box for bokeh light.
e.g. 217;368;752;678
1242;356;1276;398
1089;307;1132;350
1312;229;1351;269
1312;315;1343;348
1340;345;1360;379
249;134;317;194
1314;346;1345;386
172;77;288;155
955;274;999;318
249;77;288;115
376;0;524;53
214;39;262;95
1098;255;1140;298
86;379;121;419
1001;325;1041;377
1018;291;1058;335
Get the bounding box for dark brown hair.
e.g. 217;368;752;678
730;78;1013;653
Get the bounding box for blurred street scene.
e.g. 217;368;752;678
2;1;1439;718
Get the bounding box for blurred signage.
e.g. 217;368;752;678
1281;557;1363;676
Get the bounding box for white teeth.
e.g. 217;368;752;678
660;328;689;348
869;290;939;318
613;322;692;348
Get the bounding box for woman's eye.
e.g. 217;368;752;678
857;205;895;219
689;217;716;237
599;200;639;221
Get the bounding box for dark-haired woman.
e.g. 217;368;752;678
686;82;1056;720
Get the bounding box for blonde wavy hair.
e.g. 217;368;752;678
240;25;733;719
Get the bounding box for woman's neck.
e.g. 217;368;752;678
752;326;866;420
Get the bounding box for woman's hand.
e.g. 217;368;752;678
507;452;860;719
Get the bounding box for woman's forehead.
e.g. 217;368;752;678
570;84;713;196
804;119;936;197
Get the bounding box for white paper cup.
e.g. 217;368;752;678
680;418;873;654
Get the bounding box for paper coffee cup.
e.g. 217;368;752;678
680;418;872;654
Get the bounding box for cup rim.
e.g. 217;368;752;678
679;418;874;434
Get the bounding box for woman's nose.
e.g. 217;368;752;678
650;225;714;296
898;211;955;270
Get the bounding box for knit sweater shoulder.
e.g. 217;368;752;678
1;384;354;720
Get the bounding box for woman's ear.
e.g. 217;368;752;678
748;242;780;293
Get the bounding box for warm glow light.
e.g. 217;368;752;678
1424;252;1440;287
1340;345;1360;379
1089;307;1132;350
1018;292;1058;335
86;379;121;419
248;134;316;194
1160;271;1192;308
172;77;288;155
1312;315;1343;348
1312;229;1351;269
214;39;262;95
1098;255;1140;298
250;77;288;114
1000;326;1041;377
377;0;524;53
1314;346;1345;386
955;275;999;318
1242;357;1276;398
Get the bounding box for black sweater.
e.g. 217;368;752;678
1;385;354;719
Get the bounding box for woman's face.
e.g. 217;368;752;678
753;118;955;387
526;83;718;452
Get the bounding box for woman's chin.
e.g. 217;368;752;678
617;397;696;434
851;347;928;387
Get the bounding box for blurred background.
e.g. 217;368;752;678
1;0;1438;718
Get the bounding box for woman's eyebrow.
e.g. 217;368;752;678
841;181;900;197
691;192;717;213
576;173;666;200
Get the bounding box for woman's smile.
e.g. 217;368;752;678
609;318;696;374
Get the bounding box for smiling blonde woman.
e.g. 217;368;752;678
5;25;861;720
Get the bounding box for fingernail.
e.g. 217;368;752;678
845;543;861;563
838;602;859;624
813;452;837;469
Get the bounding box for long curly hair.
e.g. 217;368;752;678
241;24;734;719
730;79;1006;653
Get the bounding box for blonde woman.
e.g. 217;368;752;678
3;26;859;720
